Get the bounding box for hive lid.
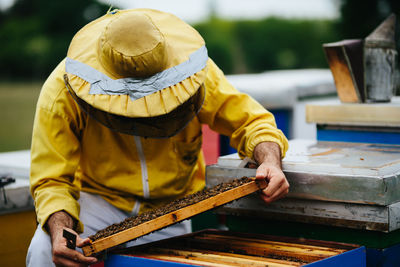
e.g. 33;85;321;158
211;139;400;206
365;13;396;49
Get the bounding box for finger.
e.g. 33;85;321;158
260;186;289;204
255;164;268;179
54;246;97;265
76;236;93;247
53;257;88;267
261;175;288;198
54;255;88;267
62;228;93;248
72;251;98;265
260;180;289;203
262;175;285;197
65;250;98;265
61;229;97;263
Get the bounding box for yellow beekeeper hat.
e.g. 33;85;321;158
63;8;208;137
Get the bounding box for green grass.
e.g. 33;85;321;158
0;82;42;152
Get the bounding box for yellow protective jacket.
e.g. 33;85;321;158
30;58;289;233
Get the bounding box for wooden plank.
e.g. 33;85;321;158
135;253;233;267
183;235;341;263
305;98;400;127
218;197;390;232
201;230;360;250
200;233;348;254
82;179;267;256
140;247;301;266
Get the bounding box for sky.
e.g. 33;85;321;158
0;0;340;24
102;0;340;23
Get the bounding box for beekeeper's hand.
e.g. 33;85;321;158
46;211;98;267
253;142;289;204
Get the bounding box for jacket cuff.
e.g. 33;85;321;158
35;189;82;234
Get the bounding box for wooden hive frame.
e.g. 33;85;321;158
82;178;267;256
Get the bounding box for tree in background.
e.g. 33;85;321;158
196;0;400;75
0;0;110;80
1;0;400;80
195;19;236;74
194;18;339;74
233;18;339;73
338;0;400;59
338;0;400;40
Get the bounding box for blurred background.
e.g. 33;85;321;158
0;0;399;152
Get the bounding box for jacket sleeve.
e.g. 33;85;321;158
198;59;289;159
30;72;85;233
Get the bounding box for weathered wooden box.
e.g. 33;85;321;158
207;139;400;232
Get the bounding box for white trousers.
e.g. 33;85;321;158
26;192;192;267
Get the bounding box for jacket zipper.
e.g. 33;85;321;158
131;199;141;216
134;136;150;199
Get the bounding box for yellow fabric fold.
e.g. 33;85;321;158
198;59;289;159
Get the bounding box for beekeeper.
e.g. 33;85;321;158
27;9;289;267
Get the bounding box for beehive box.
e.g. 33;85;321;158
103;230;366;266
